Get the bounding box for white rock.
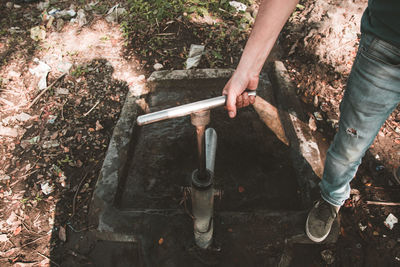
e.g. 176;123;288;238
0;126;18;137
55;88;69;95
2;112;32;125
42;140;59;149
70;9;87;27
153;63;164;71
37;1;50;11
30;26;46;41
186;44;205;69
57;61;73;73
229;1;247;12
0;234;8;242
105;6;127;23
384;213;398;230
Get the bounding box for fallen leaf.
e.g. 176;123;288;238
340;227;345;236
227;228;233;232
238;186;245;193
88;128;95;132
13;226;22;236
158;237;164;245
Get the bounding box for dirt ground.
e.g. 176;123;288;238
0;0;399;266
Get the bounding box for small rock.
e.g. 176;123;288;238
2;112;32;125
57;60;73;73
56;18;65;31
71;9;87;27
14;4;21;9
321;249;335;265
37;1;50;11
229;1;247;12
384;213;398;230
0;234;8;242
6;2;13;9
30;26;46;41
129;83;149;96
58;226;66;242
153;63;164;71
55;88;69;95
186;44;205;69
42;140;59;149
0;126;18;137
105;7;127;23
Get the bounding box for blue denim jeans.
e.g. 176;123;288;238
320;33;400;207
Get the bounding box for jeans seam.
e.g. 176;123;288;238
360;35;400;67
320;189;342;207
374;39;400;56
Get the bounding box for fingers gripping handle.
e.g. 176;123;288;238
136;90;256;126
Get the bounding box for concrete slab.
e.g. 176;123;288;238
271;61;324;208
90;68;338;266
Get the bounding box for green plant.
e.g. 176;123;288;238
71;65;89;77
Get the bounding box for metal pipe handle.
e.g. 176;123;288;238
137;91;256;126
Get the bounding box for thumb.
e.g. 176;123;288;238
226;91;237;118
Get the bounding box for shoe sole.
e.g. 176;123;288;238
305;214;330;243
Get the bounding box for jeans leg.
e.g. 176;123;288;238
320;34;400;206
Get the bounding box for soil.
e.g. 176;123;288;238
0;0;399;266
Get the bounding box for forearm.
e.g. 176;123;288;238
236;0;299;77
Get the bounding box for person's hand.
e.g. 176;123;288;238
222;71;258;118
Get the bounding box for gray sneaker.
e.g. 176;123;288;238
305;199;339;242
